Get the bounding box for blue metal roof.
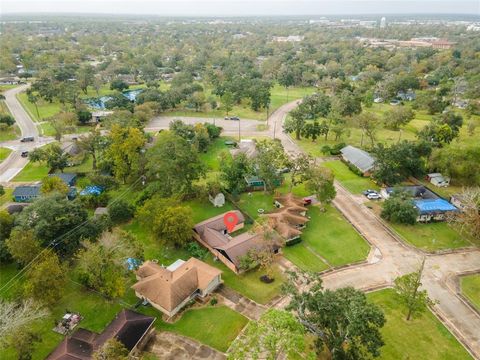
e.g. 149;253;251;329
414;199;458;214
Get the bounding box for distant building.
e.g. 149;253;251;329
340;145;375;176
12;185;41;202
380;17;387;28
426;173;450;188
272;35;304;43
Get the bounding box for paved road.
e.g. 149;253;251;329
152;103;480;358
0;85;43;182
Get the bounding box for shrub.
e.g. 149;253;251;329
186;242;209;259
108;200;135;224
381;192;418;225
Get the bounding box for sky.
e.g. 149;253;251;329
1;0;479;16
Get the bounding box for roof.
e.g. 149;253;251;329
414;199;458;214
13;185;40;198
266;194;309;240
46;309;155;360
194;210;245;236
340;145;375;172
216;231;273;266
50;173;77;184
132;258;221;312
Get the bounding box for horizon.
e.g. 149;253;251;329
1;0;479;17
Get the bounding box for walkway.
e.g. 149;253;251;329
217;285;266;321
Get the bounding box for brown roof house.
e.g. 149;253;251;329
266;193;309;244
193;210;281;273
46;309;155;360
132;258;222;318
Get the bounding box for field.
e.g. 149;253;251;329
390;221;472;252
0;125;19;141
368;289;472;360
12;161;49;182
460;274;480;310
0;187;13;206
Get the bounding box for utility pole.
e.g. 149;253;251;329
238;118;241;142
273;119;277;139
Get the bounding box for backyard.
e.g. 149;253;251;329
460;274;480;310
322;160;379;194
368;289;472;360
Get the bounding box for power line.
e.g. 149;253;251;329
0;176;143;295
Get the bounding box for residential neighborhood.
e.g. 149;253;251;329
0;3;479;360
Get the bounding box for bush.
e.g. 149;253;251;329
0;185;4;196
381;192;418;225
185;241;209;259
77;109;92;124
80;192;110;209
0;114;15;126
210;297;218;306
108;200;135;224
87;173;118;191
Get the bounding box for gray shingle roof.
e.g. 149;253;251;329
340;145;375;173
13;185;41;198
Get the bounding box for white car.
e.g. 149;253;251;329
367;192;382;200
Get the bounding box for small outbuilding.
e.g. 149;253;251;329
340;145;375;176
426;173;450;187
209;192;225;207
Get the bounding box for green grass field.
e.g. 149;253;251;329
0;125;19;141
460;274;480;310
391;222;472;251
284;205;370;270
368;289;472;360
0;187;13;206
12;161;49;182
0;147;12;161
155;306;248;352
17;92;66;122
322;160;379;194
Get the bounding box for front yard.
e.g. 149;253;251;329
368;289;472;360
322;160;379;194
390;222;472;252
460;274;480;310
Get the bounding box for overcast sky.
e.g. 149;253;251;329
1;0;479;16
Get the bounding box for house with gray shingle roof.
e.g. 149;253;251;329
12;185;41;202
340;145;375;176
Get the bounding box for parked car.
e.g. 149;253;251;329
390;99;401;106
367;192;382;200
363;189;377;196
225;116;240;121
21;151;29;158
20;136;34;142
303;197;312;205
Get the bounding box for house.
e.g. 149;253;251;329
12;185;40;202
193;211;281;273
132;258;222;317
49;173;77;187
340;145;375;176
266;193;309;244
380;186;458;222
91;110;113;122
46;309;155;359
426;173;450;187
209;192;225;207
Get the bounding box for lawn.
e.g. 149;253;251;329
236;191;276;219
199;136;233;172
391;221;471;251
284;205;370;269
17;92;65;122
460;274;480;310
368;289;472;360
154;306;248;352
322;160;379;194
0;187;13;207
183;197;235;224
0;147;12;161
0;125;19;141
12;161;49;182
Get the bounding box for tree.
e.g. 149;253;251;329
0;210;14;263
7;327;41;360
221;91;234;116
108;200;135;224
5;230;42;267
381;190;418;225
372;141;431;185
286;272;385;360
449;187;480;244
146;132;205;197
77;65;95;94
138;197;194;247
255;139;289;192
15;195;92;257
30;144;70;173
0;185;4;196
383;106;415;130
24;250;66;307
48;112;77;141
77;129;108;171
284;107;306;140
76;109;92;124
305;166;336;208
394;259;435;320
40;176;69;196
0;114;15;126
220;152;252;195
332;90;362;117
76;231;142;298
287;153;312;192
26;90;40;119
106;125;146;183
93;338;128;360
0;299;48;346
357;113;378;147
302;121;322;142
228;309;308;360
110;79;129;92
